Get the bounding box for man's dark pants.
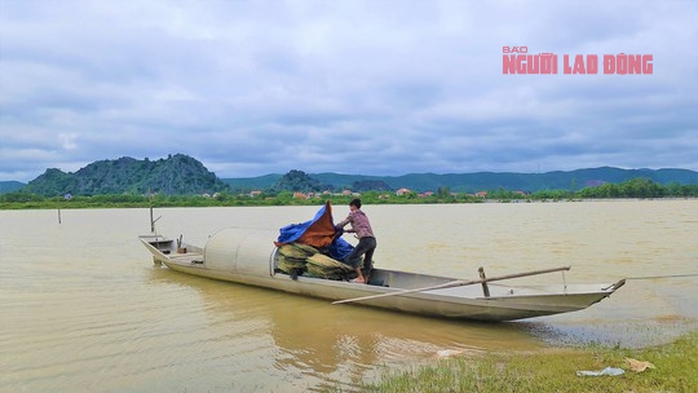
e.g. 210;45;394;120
345;236;377;278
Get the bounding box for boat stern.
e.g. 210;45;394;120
139;235;175;265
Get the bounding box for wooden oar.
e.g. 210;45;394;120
332;266;571;305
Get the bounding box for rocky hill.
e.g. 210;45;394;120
21;154;230;196
268;170;332;193
7;154;698;196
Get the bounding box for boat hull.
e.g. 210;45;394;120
140;232;623;322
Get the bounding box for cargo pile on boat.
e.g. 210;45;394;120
277;242;358;280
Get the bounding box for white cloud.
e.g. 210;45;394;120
0;0;696;181
59;133;78;150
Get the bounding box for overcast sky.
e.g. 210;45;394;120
1;0;697;182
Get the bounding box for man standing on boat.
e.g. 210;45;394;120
334;198;377;284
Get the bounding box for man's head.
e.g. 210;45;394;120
349;198;362;210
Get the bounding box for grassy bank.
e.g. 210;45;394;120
361;330;697;393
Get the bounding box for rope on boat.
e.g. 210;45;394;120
626;273;698;280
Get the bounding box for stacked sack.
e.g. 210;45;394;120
277;242;359;280
306;253;355;280
277;242;317;272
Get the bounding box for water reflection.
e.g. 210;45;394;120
147;266;543;391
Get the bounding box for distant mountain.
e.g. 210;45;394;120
21;154;230;196
223;167;698;193
221;174;283;191
5;155;697;197
0;181;25;193
268;170;332;193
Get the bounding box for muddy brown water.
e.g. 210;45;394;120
2;200;696;392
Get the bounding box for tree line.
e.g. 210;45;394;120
1;177;696;209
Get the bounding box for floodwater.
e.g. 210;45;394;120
1;200;696;392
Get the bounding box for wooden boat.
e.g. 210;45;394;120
139;225;625;322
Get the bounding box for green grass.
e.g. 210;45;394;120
361;330;697;393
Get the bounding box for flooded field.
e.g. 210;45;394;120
1;200;696;392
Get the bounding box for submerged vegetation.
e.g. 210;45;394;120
1;177;696;210
361;330;698;393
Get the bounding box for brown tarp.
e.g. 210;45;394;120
274;201;337;248
297;202;337;248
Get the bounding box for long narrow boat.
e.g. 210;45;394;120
140;225;625;322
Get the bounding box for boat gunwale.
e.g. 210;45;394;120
140;236;623;321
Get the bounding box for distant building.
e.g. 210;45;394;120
475;191;488;198
250;190;262;197
293;192;307;199
396;188;411;195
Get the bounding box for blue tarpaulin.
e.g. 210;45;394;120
275;201;354;261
